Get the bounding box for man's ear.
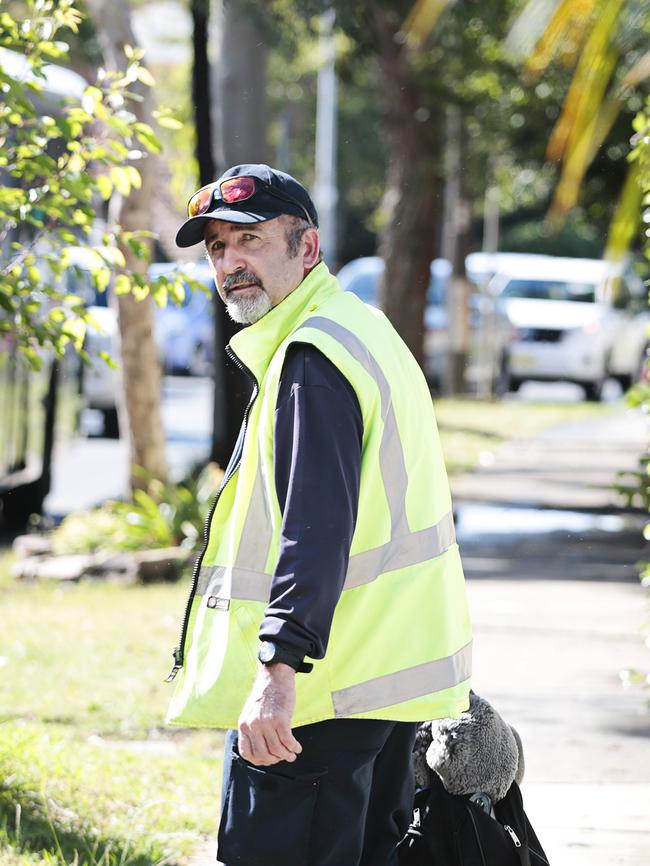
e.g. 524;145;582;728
302;228;321;269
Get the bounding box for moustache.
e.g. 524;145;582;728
223;271;263;294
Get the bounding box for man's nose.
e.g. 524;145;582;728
222;244;246;275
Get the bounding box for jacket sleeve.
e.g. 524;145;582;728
258;343;363;662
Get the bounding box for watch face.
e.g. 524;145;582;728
258;642;276;663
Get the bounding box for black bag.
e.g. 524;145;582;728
397;772;550;866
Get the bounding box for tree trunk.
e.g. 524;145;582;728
192;0;216;185
201;0;269;467
441;107;471;395
211;0;271;169
86;0;168;489
368;2;444;368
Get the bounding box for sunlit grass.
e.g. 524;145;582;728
1;567;223;865
1;578;191;736
434;397;615;475
0;721;221;866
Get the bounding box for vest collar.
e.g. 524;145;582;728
228;261;341;382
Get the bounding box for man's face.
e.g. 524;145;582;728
203;217;308;325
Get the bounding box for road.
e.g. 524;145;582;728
45;377;624;518
44;375;213;517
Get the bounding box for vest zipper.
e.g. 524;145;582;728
165;346;258;682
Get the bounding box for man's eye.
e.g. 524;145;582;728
241;234;258;242
211;242;225;252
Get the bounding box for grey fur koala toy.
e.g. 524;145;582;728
413;691;525;804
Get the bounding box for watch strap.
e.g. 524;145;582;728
258;642;313;673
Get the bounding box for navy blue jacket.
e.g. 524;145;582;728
258;343;363;663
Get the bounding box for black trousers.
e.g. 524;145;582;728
217;719;417;866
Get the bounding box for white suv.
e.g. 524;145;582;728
491;256;648;400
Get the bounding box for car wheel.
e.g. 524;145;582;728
583;379;605;402
615;373;633;392
101;407;120;438
493;354;514;396
191;342;212;377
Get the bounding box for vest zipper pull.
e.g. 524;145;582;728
504;825;522;848
165;649;183;682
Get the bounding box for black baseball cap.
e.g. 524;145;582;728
175;163;319;248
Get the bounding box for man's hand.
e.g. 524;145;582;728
238;663;303;766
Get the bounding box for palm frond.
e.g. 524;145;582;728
605;159;643;267
403;0;452;47
504;0;560;58
548;62;619;219
546;0;623;161
525;0;598;76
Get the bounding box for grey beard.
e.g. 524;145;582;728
226;290;272;324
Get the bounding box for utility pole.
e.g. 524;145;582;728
313;7;338;266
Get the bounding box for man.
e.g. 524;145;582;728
167;164;472;866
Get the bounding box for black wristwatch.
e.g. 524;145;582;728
258;641;313;673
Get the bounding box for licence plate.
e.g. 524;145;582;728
512;353;537;366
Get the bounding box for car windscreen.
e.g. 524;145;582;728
500;279;596;303
345;272;378;304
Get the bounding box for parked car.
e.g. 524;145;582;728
336;256;454;385
489;255;648;400
335;256;503;388
150;261;216;376
66;251;215;437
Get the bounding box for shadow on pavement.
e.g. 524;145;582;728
457;503;647;583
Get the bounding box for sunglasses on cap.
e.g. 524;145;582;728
187;176;315;227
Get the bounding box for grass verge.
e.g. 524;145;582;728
1;563;223;866
434;397;616;475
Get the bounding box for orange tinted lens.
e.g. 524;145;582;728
188;185;216;217
220;176;256;203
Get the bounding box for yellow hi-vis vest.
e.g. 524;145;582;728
166;262;472;729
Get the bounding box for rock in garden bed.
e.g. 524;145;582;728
12;535;194;583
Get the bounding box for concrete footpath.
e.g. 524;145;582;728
452;404;650;866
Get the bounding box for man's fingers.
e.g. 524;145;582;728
239;719;302;766
239;728;271;765
239;723;280;766
238;729;256;762
263;726;297;763
277;724;302;756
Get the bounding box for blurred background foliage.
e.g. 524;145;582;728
28;0;646;265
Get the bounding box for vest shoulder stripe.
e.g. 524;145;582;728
297;316;410;536
331;641;472;717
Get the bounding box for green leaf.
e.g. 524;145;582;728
110;166;131;196
137;66;156;87
114;274;131;295
156;115;183;131
96;175;113;200
133;122;162;154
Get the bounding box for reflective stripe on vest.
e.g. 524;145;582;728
196;316;458;603
197;509;456;601
331;641;472;716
